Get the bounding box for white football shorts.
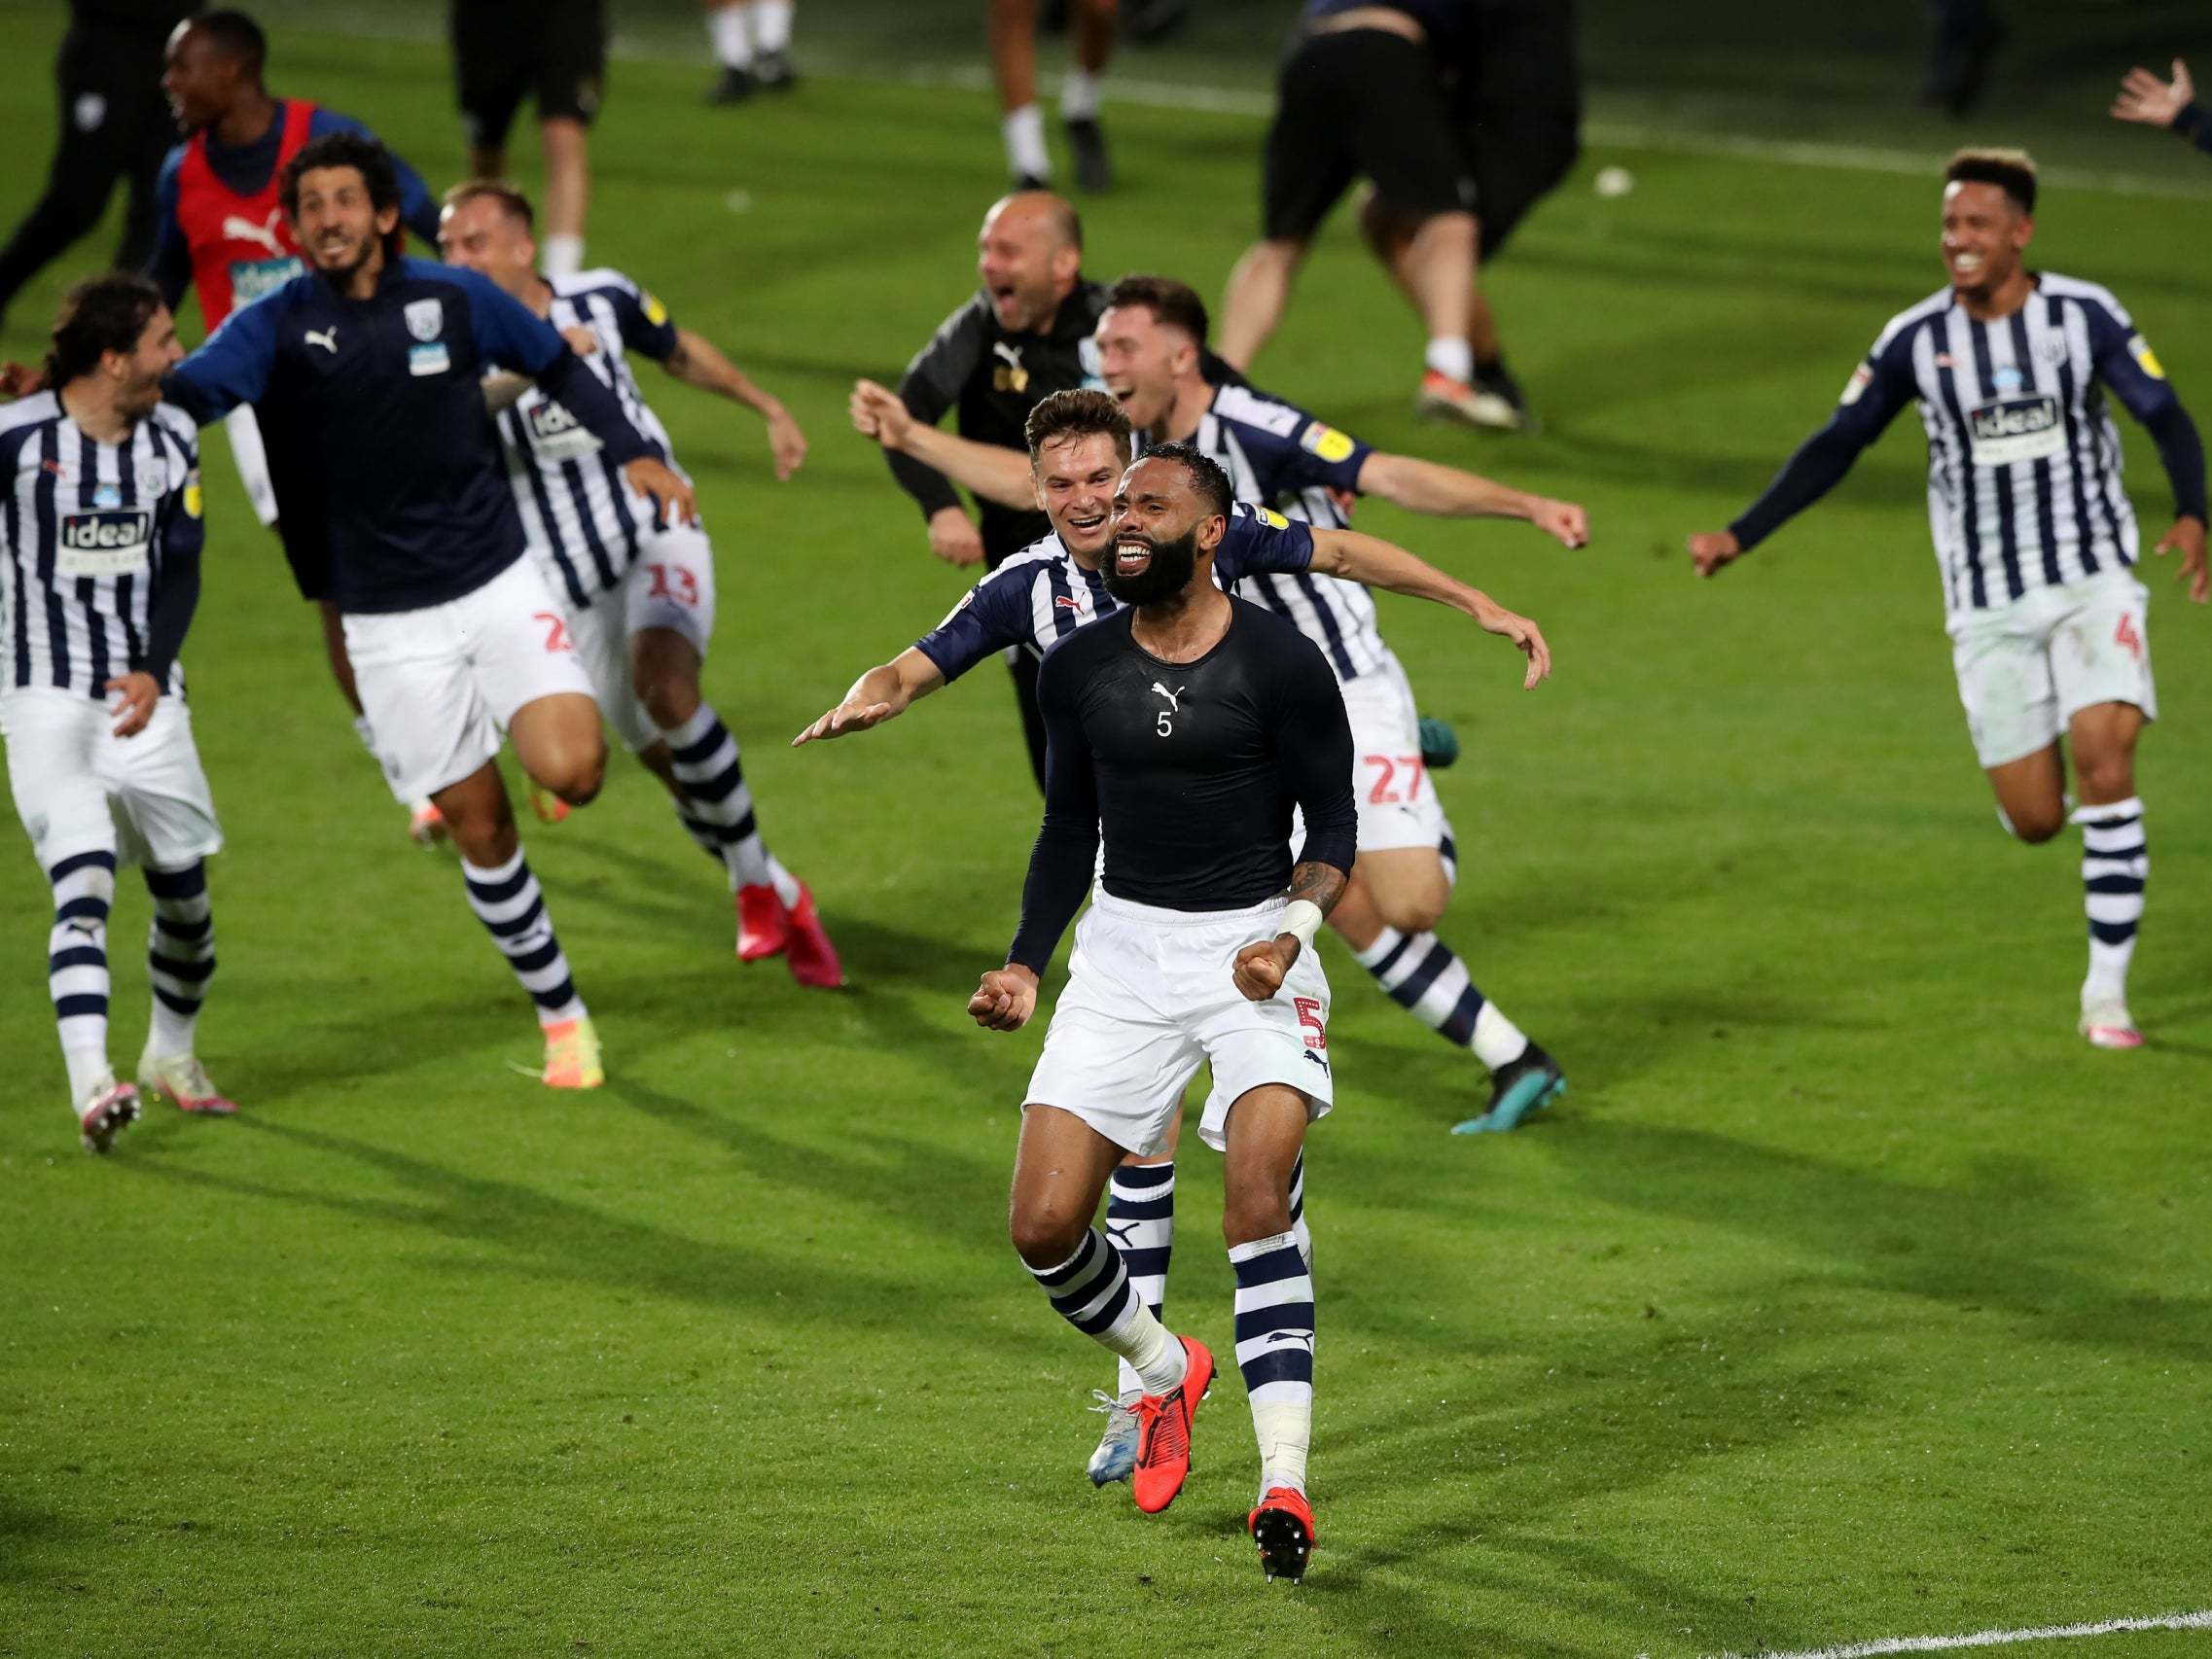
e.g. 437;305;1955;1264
1948;569;2157;769
2;688;224;870
1024;891;1335;1157
222;405;280;529
341;554;595;802
559;523;718;752
1291;647;1454;865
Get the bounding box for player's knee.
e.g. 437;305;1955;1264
2075;756;2135;807
637;672;699;735
1999;799;2064;844
547;753;606;808
1374;889;1447;934
1222;1191;1292;1251
1009;1204;1088;1270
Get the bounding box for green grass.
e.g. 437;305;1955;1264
3;9;2211;1657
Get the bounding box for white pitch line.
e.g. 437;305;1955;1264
1674;1606;2212;1659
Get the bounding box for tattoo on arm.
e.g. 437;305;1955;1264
1285;860;1347;922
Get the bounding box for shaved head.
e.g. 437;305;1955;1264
984;191;1084;254
977;192;1085;333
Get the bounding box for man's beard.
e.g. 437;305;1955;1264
309;232;375;281
1104;525;1199;606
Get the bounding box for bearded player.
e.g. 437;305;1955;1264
440;180;840;986
150;9;447;843
974;442;1353;1581
1688;150;2206;1048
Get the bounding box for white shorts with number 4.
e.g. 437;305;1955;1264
555;524;718;752
1024;892;1335;1157
1949;569;2157;769
341;555;595;802
2;688;223;870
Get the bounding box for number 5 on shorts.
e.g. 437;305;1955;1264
1294;996;1327;1050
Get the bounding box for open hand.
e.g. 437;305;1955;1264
2153;516;2208;603
968;965;1038;1030
792;698;897;746
1469;596;1552;688
765;406;807;480
2113;59;2194;127
623;457;697;526
105;672;159;738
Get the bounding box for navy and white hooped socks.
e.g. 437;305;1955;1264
462;849;587;1027
1230;1229;1314;1500
2075;796;2146;1048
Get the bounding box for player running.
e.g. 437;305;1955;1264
820;385;1546;1487
151;8;449;845
857;275;1580;1132
1687;150;2207;1049
438;180;840;986
972;442;1352;1581
159;133;694;1088
2;275;234;1153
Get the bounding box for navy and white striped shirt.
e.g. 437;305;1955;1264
1;395;202;698
913;503;1317;682
1733;274;2207;617
494;269;683;611
1139;382;1387;682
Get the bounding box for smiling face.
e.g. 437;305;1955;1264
1941;179;2032;302
437;193;536;298
161;23;246;133
1032;430;1128;561
290;164;398;281
976;194;1081;333
1107;455;1224;605
1095;302;1196;434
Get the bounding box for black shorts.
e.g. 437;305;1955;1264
1449;0;1581;256
1262;29;1468;241
450;0;606;156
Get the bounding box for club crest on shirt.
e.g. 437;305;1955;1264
405;299;445;341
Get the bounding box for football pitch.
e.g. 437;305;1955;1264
3;8;2210;1655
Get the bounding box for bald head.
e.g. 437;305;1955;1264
978;192;1084;334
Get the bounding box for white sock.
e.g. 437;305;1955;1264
709;3;753;68
751;0;793;53
1470;1000;1530;1071
1060;68;1102;122
1425;337;1475;384
541;233;584;279
1353;925;1531;1071
1003;104;1051;181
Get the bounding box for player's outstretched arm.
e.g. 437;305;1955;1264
851;378;1034;511
792;649;946;745
665;328;807;480
1308;526;1553;687
1355;451;1589;546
